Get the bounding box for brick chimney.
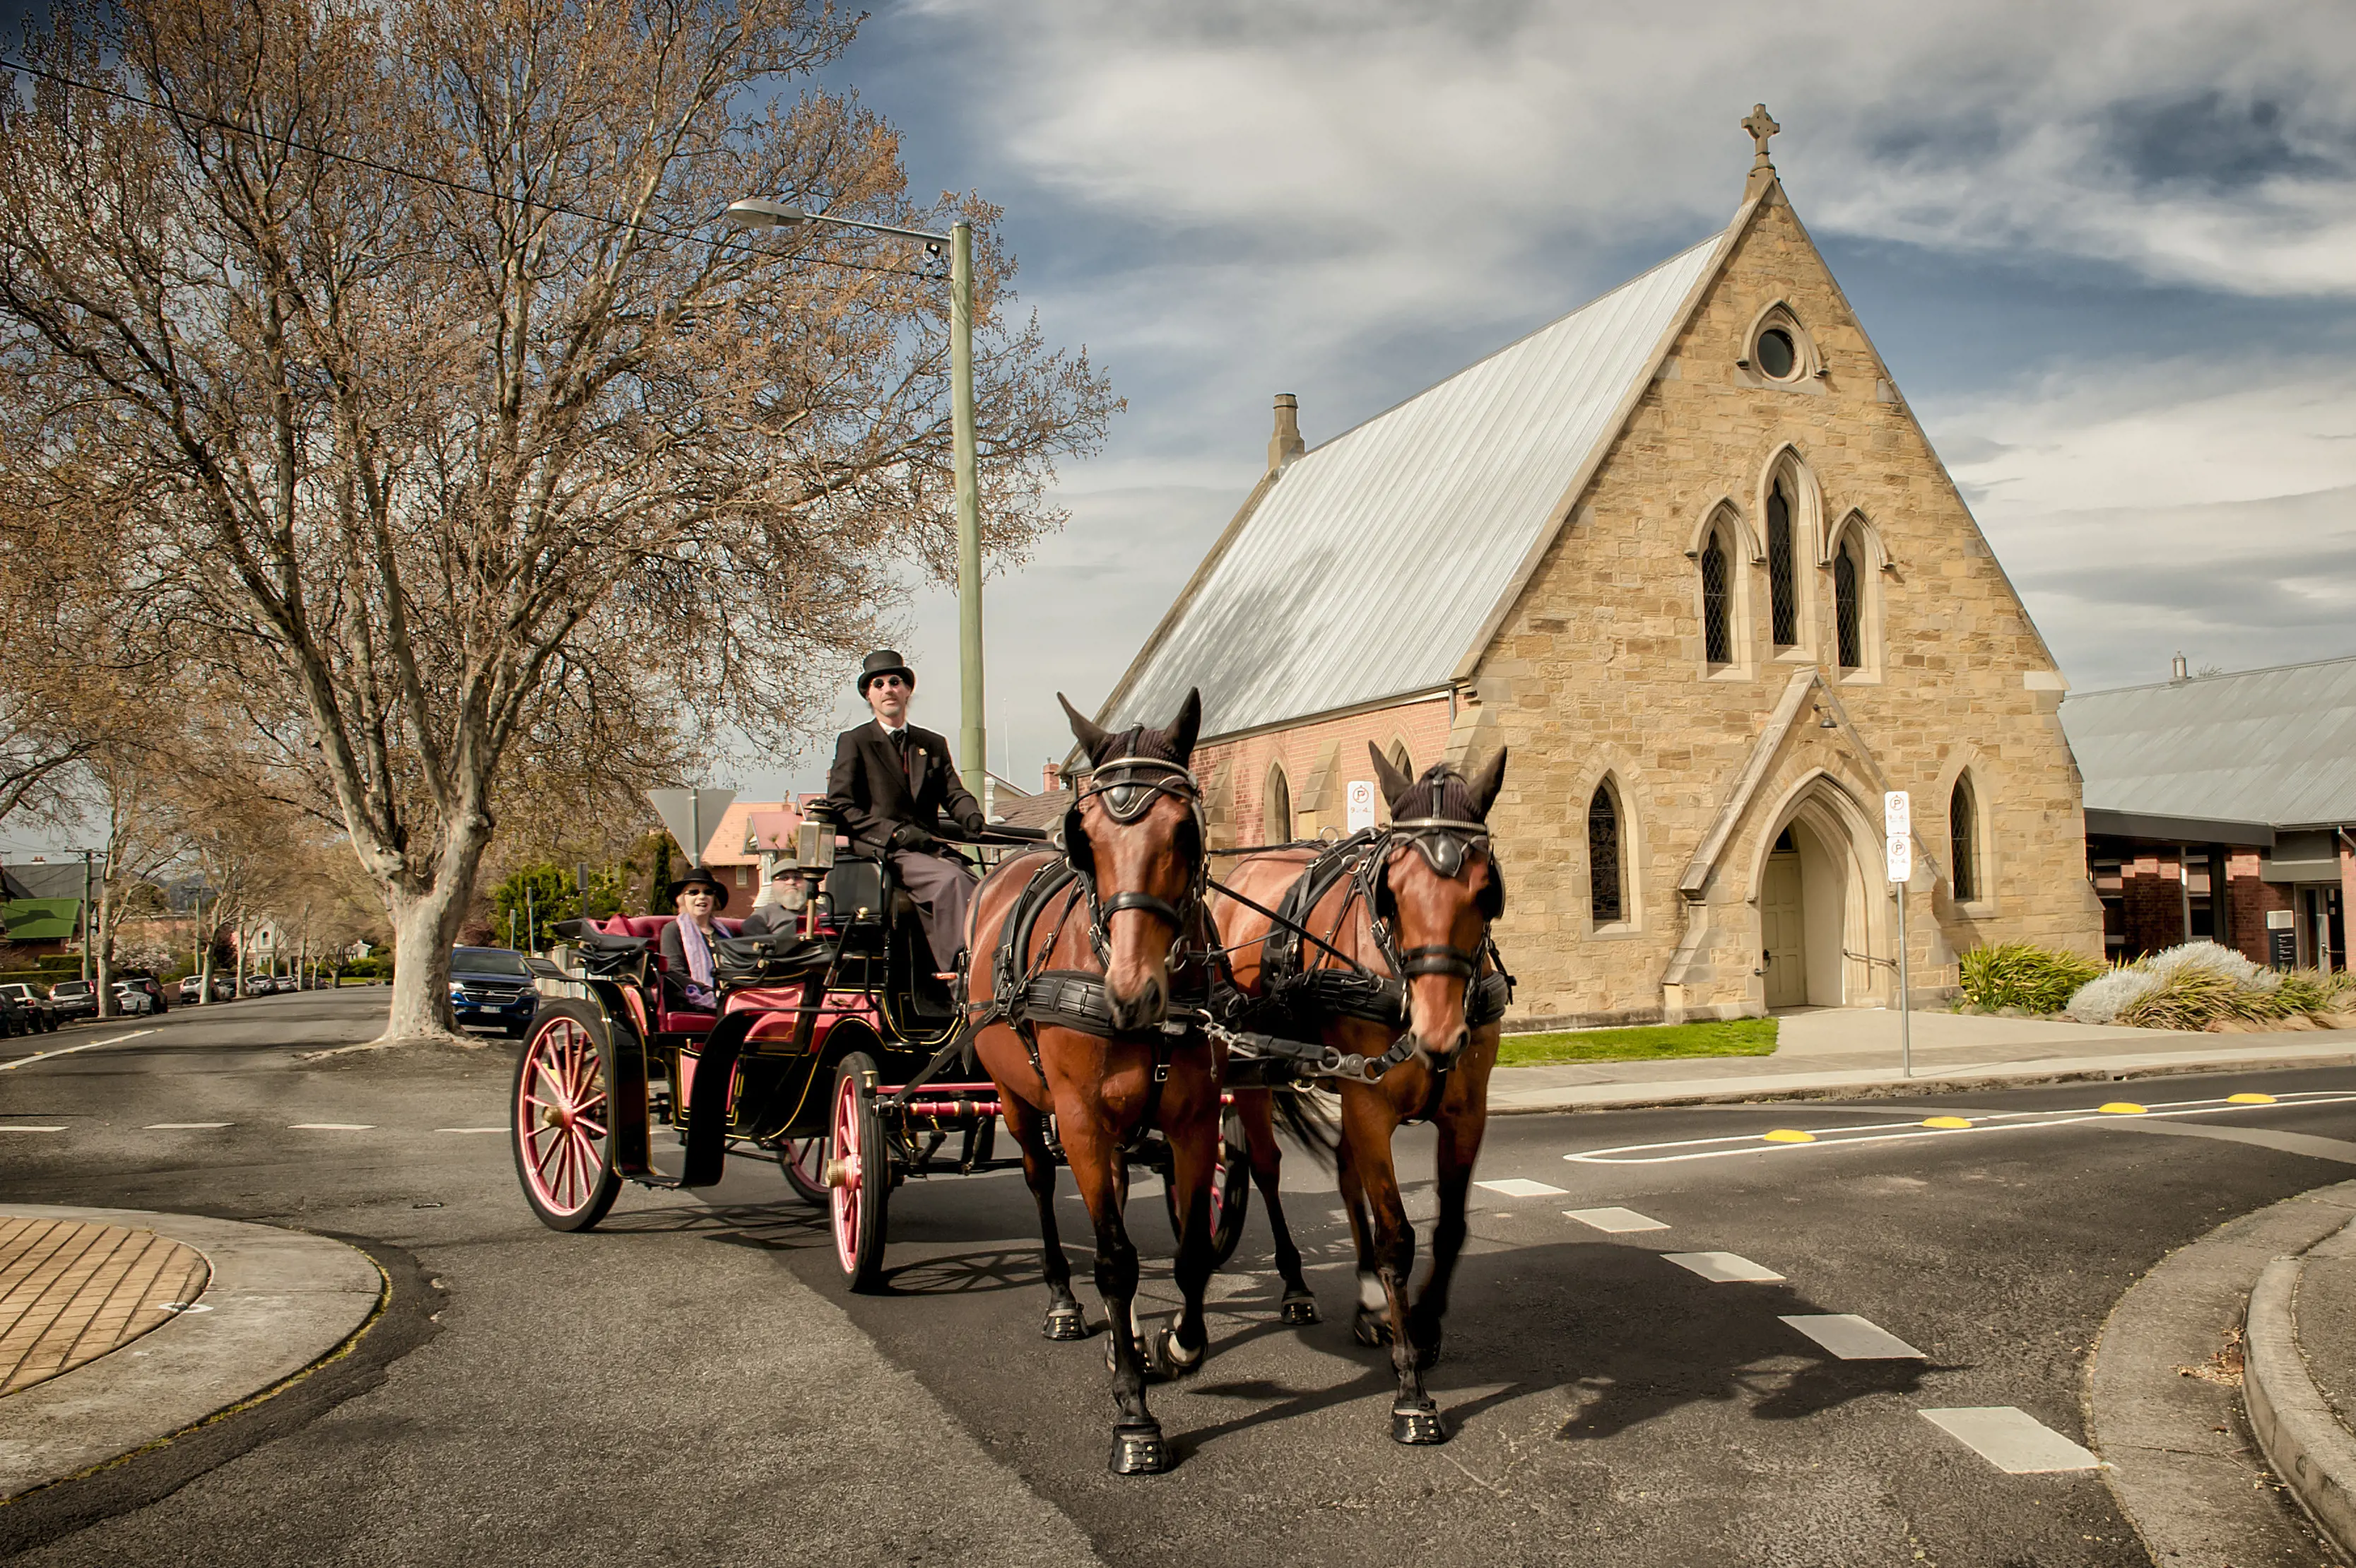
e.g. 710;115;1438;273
1268;393;1305;473
1042;761;1061;794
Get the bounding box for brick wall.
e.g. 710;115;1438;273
2227;850;2295;965
1191;697;1454;849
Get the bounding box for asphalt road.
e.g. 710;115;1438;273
2;991;2350;1567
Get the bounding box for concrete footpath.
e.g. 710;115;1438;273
1492;1007;2356;1112
0;1207;382;1500
2245;1200;2356;1562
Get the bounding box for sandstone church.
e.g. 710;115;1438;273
1094;108;2104;1030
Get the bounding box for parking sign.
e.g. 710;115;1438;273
1884;792;1911;885
1347;779;1377;832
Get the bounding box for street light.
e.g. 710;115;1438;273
724;198;986;800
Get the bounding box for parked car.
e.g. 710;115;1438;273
110;982;155;1016
46;979;98;1020
275;974;302;994
0;986;56;1037
114;970;167;1014
243;974;275;996
210;974;237;1001
449;947;540;1038
178;974;206;1003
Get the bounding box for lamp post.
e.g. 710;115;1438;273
723;198;986;799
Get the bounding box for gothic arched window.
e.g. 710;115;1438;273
1264;764;1292;844
1767;479;1798;649
1950;774;1980;903
1589;782;1624;925
1701;533;1731;666
1834;536;1863;671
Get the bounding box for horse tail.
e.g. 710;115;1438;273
1268;1085;1338;1170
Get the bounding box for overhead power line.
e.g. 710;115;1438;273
0;53;943;283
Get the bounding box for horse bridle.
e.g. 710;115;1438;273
1064;752;1209;959
1370;814;1495;984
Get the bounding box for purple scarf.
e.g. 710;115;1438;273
677;916;717;1005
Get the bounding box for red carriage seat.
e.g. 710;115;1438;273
598;914;741;1035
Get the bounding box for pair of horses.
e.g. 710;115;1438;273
962;690;1509;1473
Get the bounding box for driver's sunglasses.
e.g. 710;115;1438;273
870;675;907;690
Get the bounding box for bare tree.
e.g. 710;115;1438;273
0;0;1117;1043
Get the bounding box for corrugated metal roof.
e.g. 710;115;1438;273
1109;234;1723;739
2060;654;2356;828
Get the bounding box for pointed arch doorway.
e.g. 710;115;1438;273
1756;787;1879;1010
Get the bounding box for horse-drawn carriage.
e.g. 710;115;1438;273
511;692;1512;1471
510;807;1250;1288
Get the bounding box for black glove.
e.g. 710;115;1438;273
890;822;937;854
954;808;987;837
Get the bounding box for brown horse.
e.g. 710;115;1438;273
965;690;1225;1475
1212;743;1509;1445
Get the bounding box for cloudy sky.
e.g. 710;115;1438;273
740;0;2356;802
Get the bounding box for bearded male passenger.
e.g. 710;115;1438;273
823;650;987;975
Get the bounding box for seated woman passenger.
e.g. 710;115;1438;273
659;866;729;1010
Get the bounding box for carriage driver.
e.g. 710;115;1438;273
823;649;989;975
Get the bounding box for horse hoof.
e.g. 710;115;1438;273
1109;1421;1170;1475
1280;1295;1320;1326
1156;1324;1206;1379
1042;1306;1088;1341
1353;1308;1391;1348
1391;1401;1449;1446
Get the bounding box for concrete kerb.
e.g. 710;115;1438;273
0;1206;383;1501
2087;1180;2356;1568
2246;1230;2356;1561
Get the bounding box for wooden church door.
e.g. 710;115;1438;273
1762;839;1808;1009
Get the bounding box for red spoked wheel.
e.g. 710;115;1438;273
779;1136;829;1207
1165;1107;1251;1268
511;1002;623;1232
830;1051;890;1292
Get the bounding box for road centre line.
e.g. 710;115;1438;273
1476;1178;1566;1197
146;1122;232;1129
1921;1407;2102;1473
1565;1090;2356;1166
0;1029;159;1072
0;1126;65;1133
1664;1251;1785;1283
1564;1206;1668;1232
287;1123;375;1131
436;1127;505;1134
1781;1313;1924;1360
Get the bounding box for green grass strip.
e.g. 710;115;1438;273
1496;1016;1779;1067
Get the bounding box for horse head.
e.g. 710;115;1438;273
1059;689;1206;1032
1367;742;1509;1064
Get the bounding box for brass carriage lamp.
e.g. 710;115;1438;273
795;806;838;939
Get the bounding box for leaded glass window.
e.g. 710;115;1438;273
1589;784;1623;925
1834;538;1862;670
1767;481;1796;647
1701;535;1731;665
1950;776;1978;903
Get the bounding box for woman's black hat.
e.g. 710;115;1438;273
857;649;916;695
666;864;731;911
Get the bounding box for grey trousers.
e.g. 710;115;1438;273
890;847;977;973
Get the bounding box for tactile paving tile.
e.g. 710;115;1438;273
0;1216;210;1396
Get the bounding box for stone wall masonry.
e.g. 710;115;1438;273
1463;183;2102;1027
1190;697;1454;850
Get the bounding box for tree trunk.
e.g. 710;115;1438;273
379;872;478;1045
93;878;114;1019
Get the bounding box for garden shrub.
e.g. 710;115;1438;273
2064;967;2163;1025
1957;942;2103;1014
2066;943;2355;1030
2115;966;2287;1031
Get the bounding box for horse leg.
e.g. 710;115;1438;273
1409;1032;1497;1372
1345;1086;1443;1445
1155;1091;1218;1377
1336;1119;1387;1347
1064;1118;1166;1475
1235;1090;1317;1324
1003;1094;1085;1340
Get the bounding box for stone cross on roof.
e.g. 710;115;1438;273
1742;103;1781;168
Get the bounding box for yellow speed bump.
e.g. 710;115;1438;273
1921;1116;1973;1129
2098;1102;2148;1115
2228;1092;2278;1104
1762;1129;1815;1144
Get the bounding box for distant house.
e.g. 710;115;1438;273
1;861;87;902
2061;654;2355;971
0;897;84;957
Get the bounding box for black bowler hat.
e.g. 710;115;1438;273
856;649;916;695
666;865;731;910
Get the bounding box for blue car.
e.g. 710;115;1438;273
449;947;541;1037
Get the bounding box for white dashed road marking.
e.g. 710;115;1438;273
146;1122;232;1129
288;1123;375;1131
1564;1206;1668;1233
0;1126;65;1133
437;1127;506;1134
1663;1251;1786;1283
1476;1178;1565;1198
1921;1408;2102;1472
1781;1313;1924;1359
0;1029;158;1072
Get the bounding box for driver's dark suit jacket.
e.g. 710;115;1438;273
823;719;982;858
